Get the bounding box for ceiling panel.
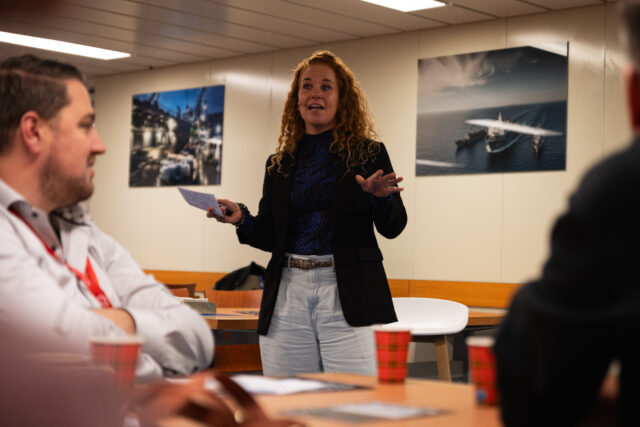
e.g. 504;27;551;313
2;11;249;57
132;0;354;42
65;0;311;48
412;4;495;24
450;0;547;17
285;0;443;31
0;18;207;63
39;4;282;53
527;0;602;8
0;0;616;78
0;43;136;76
214;0;398;37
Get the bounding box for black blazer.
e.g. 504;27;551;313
237;142;407;335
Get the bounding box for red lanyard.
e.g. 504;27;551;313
10;207;113;308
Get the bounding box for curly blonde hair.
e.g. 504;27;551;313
270;50;379;175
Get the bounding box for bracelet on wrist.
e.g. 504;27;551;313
234;203;247;228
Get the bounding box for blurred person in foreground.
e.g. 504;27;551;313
0;323;124;427
494;2;640;425
0;54;213;381
207;50;406;375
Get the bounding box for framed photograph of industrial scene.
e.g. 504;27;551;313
129;85;225;187
415;43;568;177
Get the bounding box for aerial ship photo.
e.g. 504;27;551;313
415;44;567;176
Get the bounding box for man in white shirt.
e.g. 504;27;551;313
0;55;213;381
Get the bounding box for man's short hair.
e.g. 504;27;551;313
0;55;85;154
621;0;640;70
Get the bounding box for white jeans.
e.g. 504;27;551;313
259;254;376;376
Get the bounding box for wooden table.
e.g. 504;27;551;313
203;307;260;330
257;372;501;427
203;309;505;382
467;310;505;327
204;308;504;330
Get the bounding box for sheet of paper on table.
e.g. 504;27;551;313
285;401;446;423
331;402;443;419
221;375;366;395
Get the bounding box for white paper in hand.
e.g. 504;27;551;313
178;187;223;216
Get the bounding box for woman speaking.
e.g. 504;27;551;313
208;50;407;376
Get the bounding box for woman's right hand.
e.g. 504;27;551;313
206;198;243;226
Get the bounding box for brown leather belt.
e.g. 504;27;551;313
288;257;333;269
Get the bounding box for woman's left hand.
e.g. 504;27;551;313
356;169;404;197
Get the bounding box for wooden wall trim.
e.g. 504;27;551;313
410;280;521;308
388;279;409;297
144;270;226;292
145;270;521;308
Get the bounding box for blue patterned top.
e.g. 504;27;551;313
286;130;339;255
238;130;394;254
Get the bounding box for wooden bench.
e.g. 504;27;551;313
147;272;516;331
389;279;520;308
145;270;226;293
146;270;522;309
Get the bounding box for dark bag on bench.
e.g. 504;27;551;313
214;262;265;290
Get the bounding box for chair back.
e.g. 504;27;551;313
386;297;469;335
164;283;196;298
169;287;190;298
205;289;263;373
205;290;262;308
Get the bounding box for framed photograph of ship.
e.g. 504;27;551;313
129;85;225;187
415;44;567;176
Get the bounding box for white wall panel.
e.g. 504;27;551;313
199;53;274;272
418;18;508;59
90;4;624;285
414;175;504;281
603;2;633;156
501;172;570;283
502;6;607;282
92;70;164;267
342;32;419;279
414;19;508;281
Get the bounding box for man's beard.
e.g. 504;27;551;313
39;154;94;210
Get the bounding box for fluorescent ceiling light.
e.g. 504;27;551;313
0;31;130;60
361;0;445;12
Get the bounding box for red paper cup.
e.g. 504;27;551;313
90;335;142;387
374;328;411;383
466;336;498;405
